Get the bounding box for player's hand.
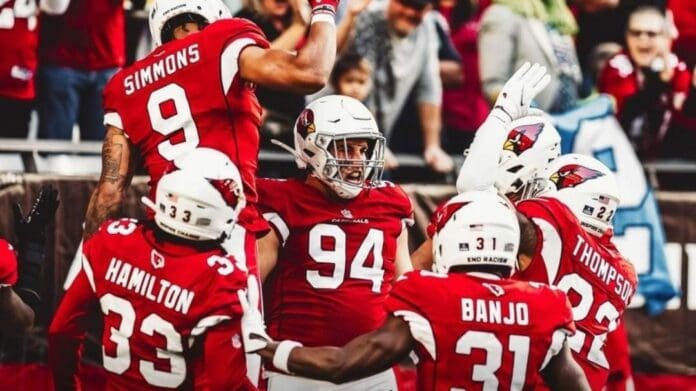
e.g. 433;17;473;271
490;62;551;124
13;185;59;247
424;145;454;173
238;276;272;353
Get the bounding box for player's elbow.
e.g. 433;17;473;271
295;69;329;94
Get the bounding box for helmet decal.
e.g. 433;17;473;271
503;122;544;156
432;202;471;234
296;108;316;138
550;164;604;190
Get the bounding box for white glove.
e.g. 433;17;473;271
237;276;272;353
490;62;550;124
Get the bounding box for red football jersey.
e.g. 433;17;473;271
102;18;270;233
49;219;251;390
515;197;637;388
257;178;413;347
385;270;575;391
0;0;38;100
0;238;18;286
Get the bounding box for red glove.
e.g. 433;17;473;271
309;0;338;17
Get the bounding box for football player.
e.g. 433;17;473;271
255;95;413;390
416;62;638;389
49;151;254;390
240;192;591;390
78;0;341;283
0;185;59;334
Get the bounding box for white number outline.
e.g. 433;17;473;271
100;293;187;388
147;83;200;162
557;273;620;368
306;224;385;293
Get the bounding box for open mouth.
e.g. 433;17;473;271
344;170;363;185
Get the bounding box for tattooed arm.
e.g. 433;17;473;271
82;126;135;239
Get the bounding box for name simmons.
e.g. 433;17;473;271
124;44;201;95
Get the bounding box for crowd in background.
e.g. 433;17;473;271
2;0;696;174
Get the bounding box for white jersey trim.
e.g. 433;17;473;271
187;315;233;347
532;217;563;284
393;310;437;360
220;38;257;95
263;212;289;245
104;112;123;129
540;328;572;370
81;252;97;293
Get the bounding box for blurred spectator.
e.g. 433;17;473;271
669;0;696;68
330;52;373;102
235;0;308;147
435;0;490;153
38;0;125;141
599;5;691;159
345;0;453;173
574;0;666;94
0;0;69;139
479;0;582;113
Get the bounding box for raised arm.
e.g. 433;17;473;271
238;0;339;94
259;315;414;383
82;125;135;239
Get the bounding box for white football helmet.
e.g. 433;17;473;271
142;148;246;241
543;154;620;237
291;95;385;199
149;0;230;47
495;116;561;202
433;191;520;276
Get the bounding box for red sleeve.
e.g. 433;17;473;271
673;61;692;95
48;269;98;391
391;184;414;226
384;271;427;315
598;54;637;115
551;287;575;335
0;239;18;286
196;321;253;390
255;179;289;242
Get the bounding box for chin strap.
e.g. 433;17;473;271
270;139;307;169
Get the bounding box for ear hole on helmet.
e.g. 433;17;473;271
304;149;315;158
507;165;524;173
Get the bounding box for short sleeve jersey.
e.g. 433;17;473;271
385;270;575;391
257;178;413;347
78;219;249;390
515;197;637;371
102;18;270;233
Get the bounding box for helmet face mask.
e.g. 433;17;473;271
293;96;386;199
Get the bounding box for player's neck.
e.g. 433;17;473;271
305;175;351;203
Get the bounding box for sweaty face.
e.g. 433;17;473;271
337;69;371;102
386;0;430;38
626;12;668;68
331;138;370;185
